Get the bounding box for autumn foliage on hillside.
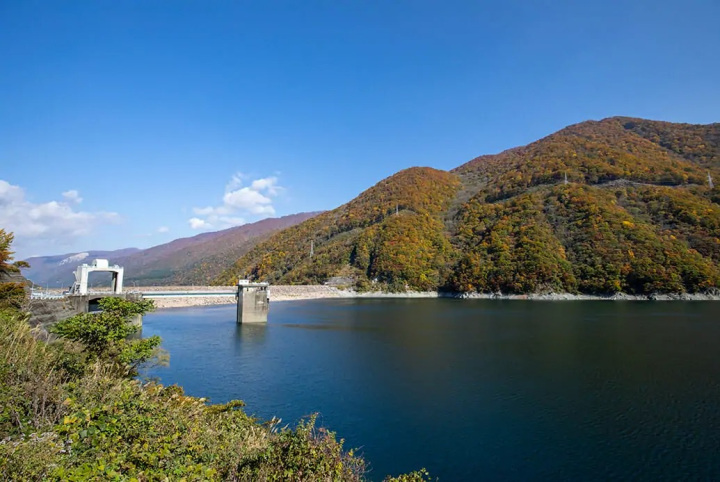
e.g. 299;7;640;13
216;117;720;295
453;118;715;203
621;117;720;169
215;167;461;289
450;184;720;294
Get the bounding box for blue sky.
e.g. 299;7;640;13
1;0;719;259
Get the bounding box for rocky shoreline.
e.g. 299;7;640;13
350;290;720;301
140;285;720;309
451;291;720;301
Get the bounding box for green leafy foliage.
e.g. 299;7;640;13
0;301;423;480
384;468;433;482
237;414;365;481
0;310;69;437
49;380;257;480
50;297;161;376
0;282;27;310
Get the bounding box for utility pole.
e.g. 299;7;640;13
709;172;714;189
310;240;314;258
396;203;399;215
564;172;568;185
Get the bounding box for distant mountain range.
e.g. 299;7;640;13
22;212;320;288
215;117;720;295
22;248;141;288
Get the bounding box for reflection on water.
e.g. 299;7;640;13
236;322;267;344
142;299;720;481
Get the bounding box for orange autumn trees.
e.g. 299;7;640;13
216;168;460;290
216;117;720;295
450;192;576;293
0;229;29;309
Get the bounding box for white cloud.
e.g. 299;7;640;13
0;180;119;258
217;215;246;226
0;181;24;204
223;188;273;214
225;172;245;192
62;190;83;204
192;206;217;216
188;174;281;230
157;226;170;233
250;177;281;195
189;217;211;230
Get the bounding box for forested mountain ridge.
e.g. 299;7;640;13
217;117;720;295
120;212;320;285
453;117;718;202
24;213;319;287
216;167;461;290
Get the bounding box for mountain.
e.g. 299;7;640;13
216;167;461;290
117;212;320;285
216;117;720;295
23;248;141;289
23;213;320;288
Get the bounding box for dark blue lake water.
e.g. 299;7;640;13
142;299;720;480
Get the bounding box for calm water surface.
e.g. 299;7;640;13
142;299;720;480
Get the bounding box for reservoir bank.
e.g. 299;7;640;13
134;285;720;309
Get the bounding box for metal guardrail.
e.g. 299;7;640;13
30;291;66;300
29;289;238;300
141;291;237;298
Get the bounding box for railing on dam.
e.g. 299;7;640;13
139;290;237;298
29;284;267;323
29;289;240;300
29;290;66;300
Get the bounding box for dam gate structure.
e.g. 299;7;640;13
30;258;136;329
236;280;269;323
29;261;271;328
70;258;124;295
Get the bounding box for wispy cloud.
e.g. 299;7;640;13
0;180;119;258
157;226;170;233
62;189;83;204
188;173;282;230
189;217;211;230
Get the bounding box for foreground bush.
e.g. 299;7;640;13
50;297;162;377
0;306;430;481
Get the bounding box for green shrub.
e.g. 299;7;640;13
50;298;161;377
0;282;27;310
237;414;365;481
0;304;426;481
0;311;69;436
384;468;433;482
